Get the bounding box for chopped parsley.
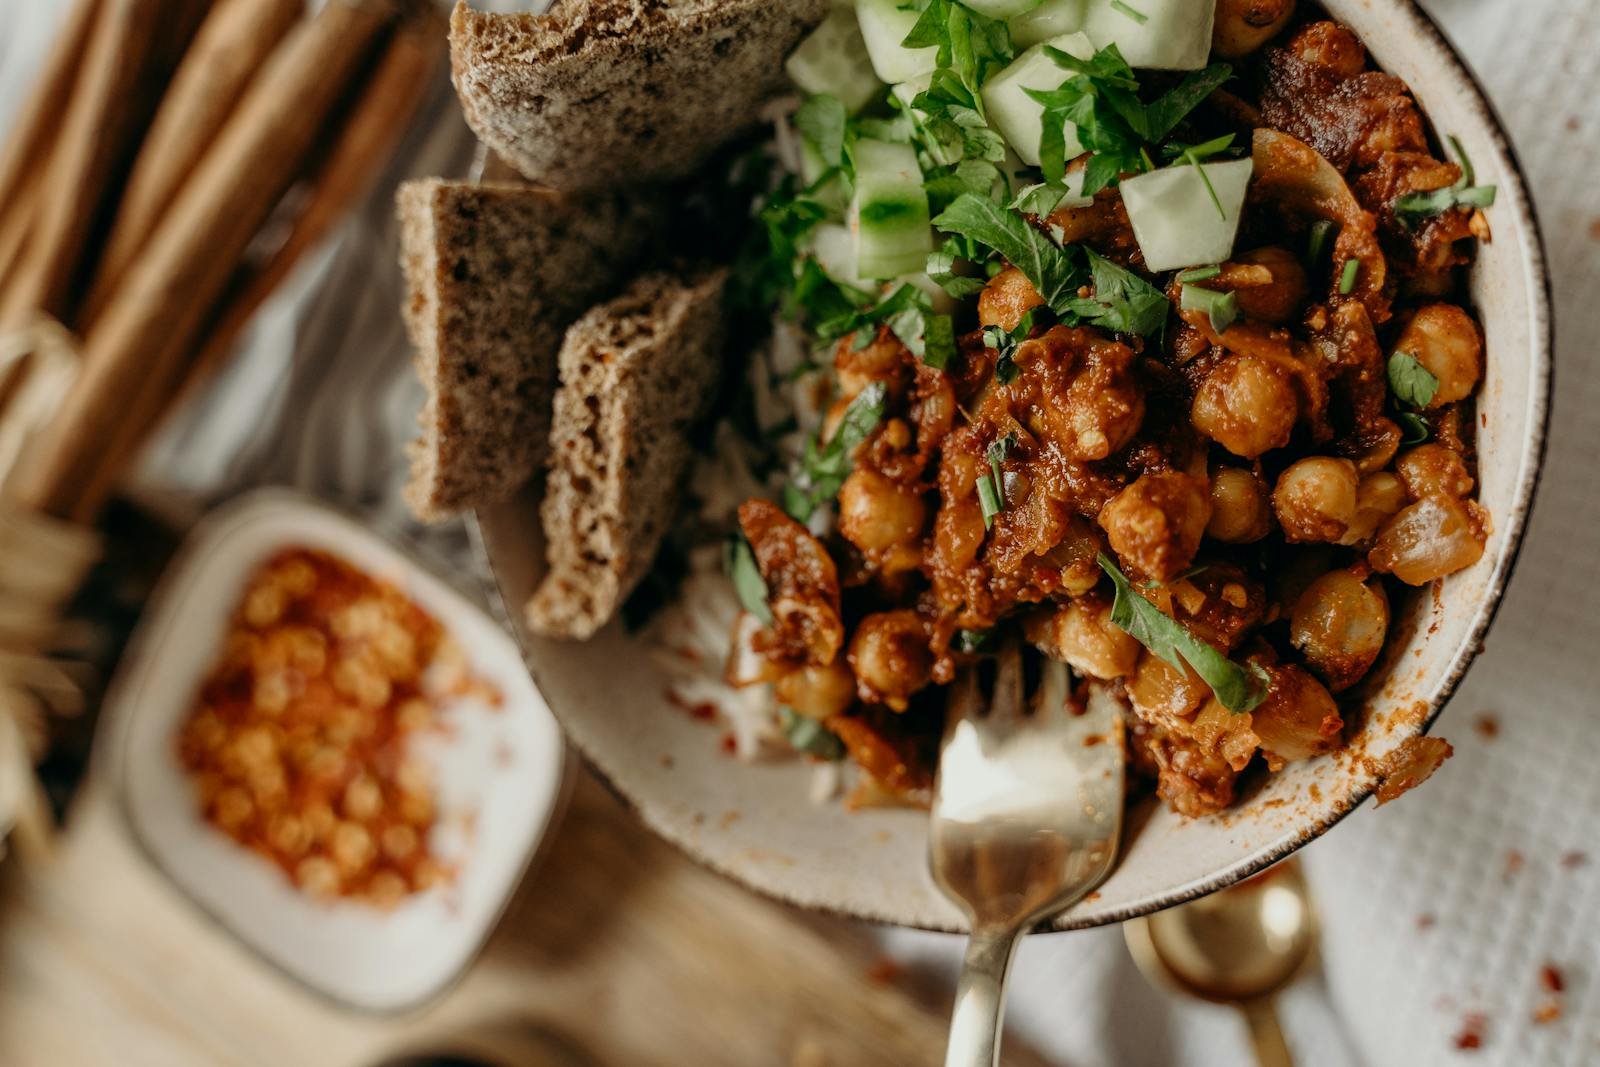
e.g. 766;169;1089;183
794;93;848;174
1068;249;1169;337
1397;410;1431;445
926;237;988;298
780;707;845;759
1387;351;1440;409
725;536;772;624
1098;553;1268;713
1024;44;1232;191
1180;283;1239;335
1395;135;1497;226
783;381;888;522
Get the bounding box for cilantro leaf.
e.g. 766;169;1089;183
933;193;1084;313
1395;135;1497;226
726;536;772;624
1143;63;1234;141
924;312;958;370
1387;351;1440;409
1397;411;1430;445
926;238;988;298
783;382;888;521
1068;249;1169;337
1098;553;1268;713
779;707;845;759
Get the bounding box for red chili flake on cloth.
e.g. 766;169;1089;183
1540;964;1565;994
1505;850;1526;878
1417;914;1436;931
1453;1013;1488;1050
865;957;904;987
1472;714;1499;740
1561;851;1589;869
1532;1001;1563;1025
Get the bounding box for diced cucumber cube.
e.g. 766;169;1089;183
1120;158;1253;272
1081;0;1216;71
980;33;1095;168
800;139;851;216
852;138;934;279
807;222;869;289
857;0;938;84
1008;0;1088;48
961;0;1046;17
786;8;883;114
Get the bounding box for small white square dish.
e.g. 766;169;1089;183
105;489;568;1012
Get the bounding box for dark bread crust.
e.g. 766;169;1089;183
449;0;827;190
526;268;728;639
396;178;658;520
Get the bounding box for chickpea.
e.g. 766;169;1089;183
1033;593;1140;681
1290;570;1390;691
1192;354;1299;459
1395;443;1473;501
1228;246;1309;324
1050;340;1145;460
977;266;1045;331
1273;457;1359;543
837;468;929;554
848;610;933;711
1098;471;1212;581
1206;467;1273;543
1338;471;1408;546
1127;651;1208;727
1212;0;1296;59
1369;495;1489;585
834;330;906;398
1249;665;1343;765
1393;304;1482;407
774;660;857;720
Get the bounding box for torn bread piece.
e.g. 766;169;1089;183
449;0;827;190
527;268;728;640
396;178;658;521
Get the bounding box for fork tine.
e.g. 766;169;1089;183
986;637;1025;725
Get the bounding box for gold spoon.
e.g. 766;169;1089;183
1124;859;1319;1067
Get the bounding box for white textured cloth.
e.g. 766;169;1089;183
2;1;1596;1064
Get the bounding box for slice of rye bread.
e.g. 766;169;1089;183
526;268;728;640
449;0;828;190
396;178;659;520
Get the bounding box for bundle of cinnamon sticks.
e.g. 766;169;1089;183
0;0;444;523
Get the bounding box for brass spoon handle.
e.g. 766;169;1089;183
1241;998;1293;1067
945;924;1023;1067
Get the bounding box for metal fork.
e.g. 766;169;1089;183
930;638;1126;1067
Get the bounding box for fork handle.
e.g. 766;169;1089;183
945;924;1022;1067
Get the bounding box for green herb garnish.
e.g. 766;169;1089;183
1338;258;1360;295
977;433;1017;529
779;708;845;759
1387;351;1440;409
1068;249;1169;337
726;536;772;624
1305;219;1337;269
1180;284;1238;335
1177;265;1221;283
1098;553;1268;713
1024;45;1232;191
1109;0;1147;23
1397;411;1431;445
795;93;848;173
955;628;995;654
934;193;1081;312
1395;135;1497;226
783;381;888;521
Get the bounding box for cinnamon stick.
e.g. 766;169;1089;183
0;0;101;255
85;0;306;324
0;0;169;330
150;10;443;434
8;0;396;521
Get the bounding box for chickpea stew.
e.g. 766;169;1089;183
715;1;1493;816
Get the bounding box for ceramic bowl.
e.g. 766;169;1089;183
474;0;1551;932
107;490;568;1009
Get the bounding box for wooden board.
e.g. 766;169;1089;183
0;771;1054;1066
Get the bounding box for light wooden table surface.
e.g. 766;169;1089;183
0;770;1055;1067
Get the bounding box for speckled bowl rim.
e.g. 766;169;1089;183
471;0;1553;933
